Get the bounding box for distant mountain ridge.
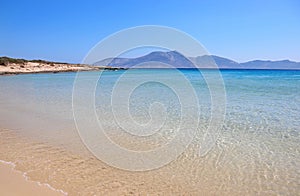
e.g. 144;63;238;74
94;51;300;69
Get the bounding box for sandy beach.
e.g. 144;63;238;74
0;161;64;196
0;57;123;75
0;128;196;195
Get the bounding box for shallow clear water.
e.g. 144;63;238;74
0;69;299;195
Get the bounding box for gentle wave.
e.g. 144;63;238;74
0;159;68;195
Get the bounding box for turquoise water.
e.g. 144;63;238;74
1;69;298;137
0;69;299;194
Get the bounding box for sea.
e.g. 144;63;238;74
0;69;299;195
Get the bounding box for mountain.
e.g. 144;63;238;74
189;55;240;69
96;51;194;68
94;51;300;69
240;60;300;70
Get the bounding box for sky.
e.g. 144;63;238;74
1;0;299;63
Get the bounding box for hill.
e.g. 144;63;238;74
94;51;300;69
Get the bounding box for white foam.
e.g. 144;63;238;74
0;159;68;195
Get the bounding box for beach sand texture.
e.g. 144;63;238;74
0;161;64;196
0;127;299;195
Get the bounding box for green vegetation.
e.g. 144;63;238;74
0;57;26;66
0;56;68;66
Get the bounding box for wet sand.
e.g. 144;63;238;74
0;161;64;196
0;129;197;195
1;127;299;195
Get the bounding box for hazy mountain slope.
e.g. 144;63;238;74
94;51;300;69
240;60;300;69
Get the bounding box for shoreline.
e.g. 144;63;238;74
0;67;124;76
0;56;125;75
0;160;67;196
0;68;100;76
0;67;125;76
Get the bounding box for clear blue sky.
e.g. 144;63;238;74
1;0;299;63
